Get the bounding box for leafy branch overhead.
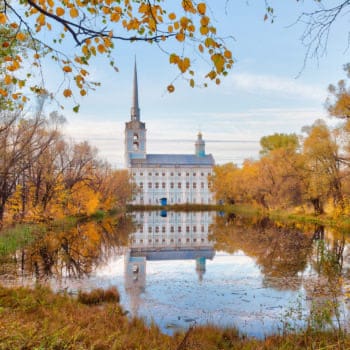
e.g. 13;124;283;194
0;0;233;109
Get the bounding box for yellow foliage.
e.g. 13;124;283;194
70;7;79;18
63;89;72;97
56;7;65;16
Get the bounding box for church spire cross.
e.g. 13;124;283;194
131;59;140;121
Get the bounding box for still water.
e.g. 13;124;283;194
1;211;349;337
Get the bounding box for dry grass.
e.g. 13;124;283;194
77;287;120;305
0;285;349;349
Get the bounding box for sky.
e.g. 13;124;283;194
39;1;349;168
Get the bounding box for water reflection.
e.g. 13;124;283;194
125;211;215;313
0;211;349;337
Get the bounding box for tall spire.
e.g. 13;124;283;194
130;59;140;121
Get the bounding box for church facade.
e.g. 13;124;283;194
125;63;215;205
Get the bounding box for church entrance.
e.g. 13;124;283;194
160;198;167;206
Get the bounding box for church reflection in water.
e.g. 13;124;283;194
124;211;215;309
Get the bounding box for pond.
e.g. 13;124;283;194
1;211;349;337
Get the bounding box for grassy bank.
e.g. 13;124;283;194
217;204;350;231
0;216;78;259
0;285;348;349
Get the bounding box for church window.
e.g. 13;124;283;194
155;172;159;176
155;226;159;233
186;226;190;233
140;239;143;243
155;239;159;243
162;226;166;233
178;182;181;189
162;238;166;243
201;238;205;243
186;172;190;176
201;172;204;176
178;226;181;232
178;238;181;242
193;183;197;189
148;239;152;243
133;133;139;141
148;182;152;188
133;142;139;151
162;172;165;176
162;182;166;188
170;226;174;233
186;238;190;243
193;225;197;232
186;182;190;189
148;227;152;233
148;172;152;176
140;182;143;188
132;172;136;176
193;238;197;243
140;172;143;176
170;182;174;189
208;182;211;189
140;226;143;233
193;172;196;176
170;172;174;176
201;182;204;189
170;238;174;243
178;172;181;176
155;182;159;188
201;225;205;232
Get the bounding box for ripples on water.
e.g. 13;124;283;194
1;211;349;337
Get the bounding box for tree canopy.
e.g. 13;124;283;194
0;0;233;110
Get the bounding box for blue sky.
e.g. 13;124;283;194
40;1;349;167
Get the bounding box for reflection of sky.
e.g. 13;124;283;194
89;250;306;338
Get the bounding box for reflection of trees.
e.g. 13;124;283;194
211;215;314;290
16;214;135;280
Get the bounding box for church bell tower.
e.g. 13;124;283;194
124;61;146;166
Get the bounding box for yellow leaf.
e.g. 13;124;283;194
168;13;176;20
63;89;72;97
198;44;204;53
10;22;18;29
167;84;175;93
0;13;7;24
110;12;120;22
56;7;65;16
224;50;232;59
16;32;27;41
169;53;179;64
47;0;54;7
70;7;79;18
63;65;72;73
190;78;194;88
0;89;8;97
80;89;87;96
97;44;105;53
33;53;40;59
4;75;12;85
197;3;206;15
200;16;209;26
200;26;209;35
176;32;185;42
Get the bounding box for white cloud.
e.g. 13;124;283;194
229;73;327;102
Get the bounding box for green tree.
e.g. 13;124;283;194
259;133;299;156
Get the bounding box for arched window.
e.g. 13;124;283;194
133;133;139;141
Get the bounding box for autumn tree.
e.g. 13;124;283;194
0;0;233;109
259;133;299;156
302;120;343;214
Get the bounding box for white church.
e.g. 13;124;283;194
125;63;215;205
